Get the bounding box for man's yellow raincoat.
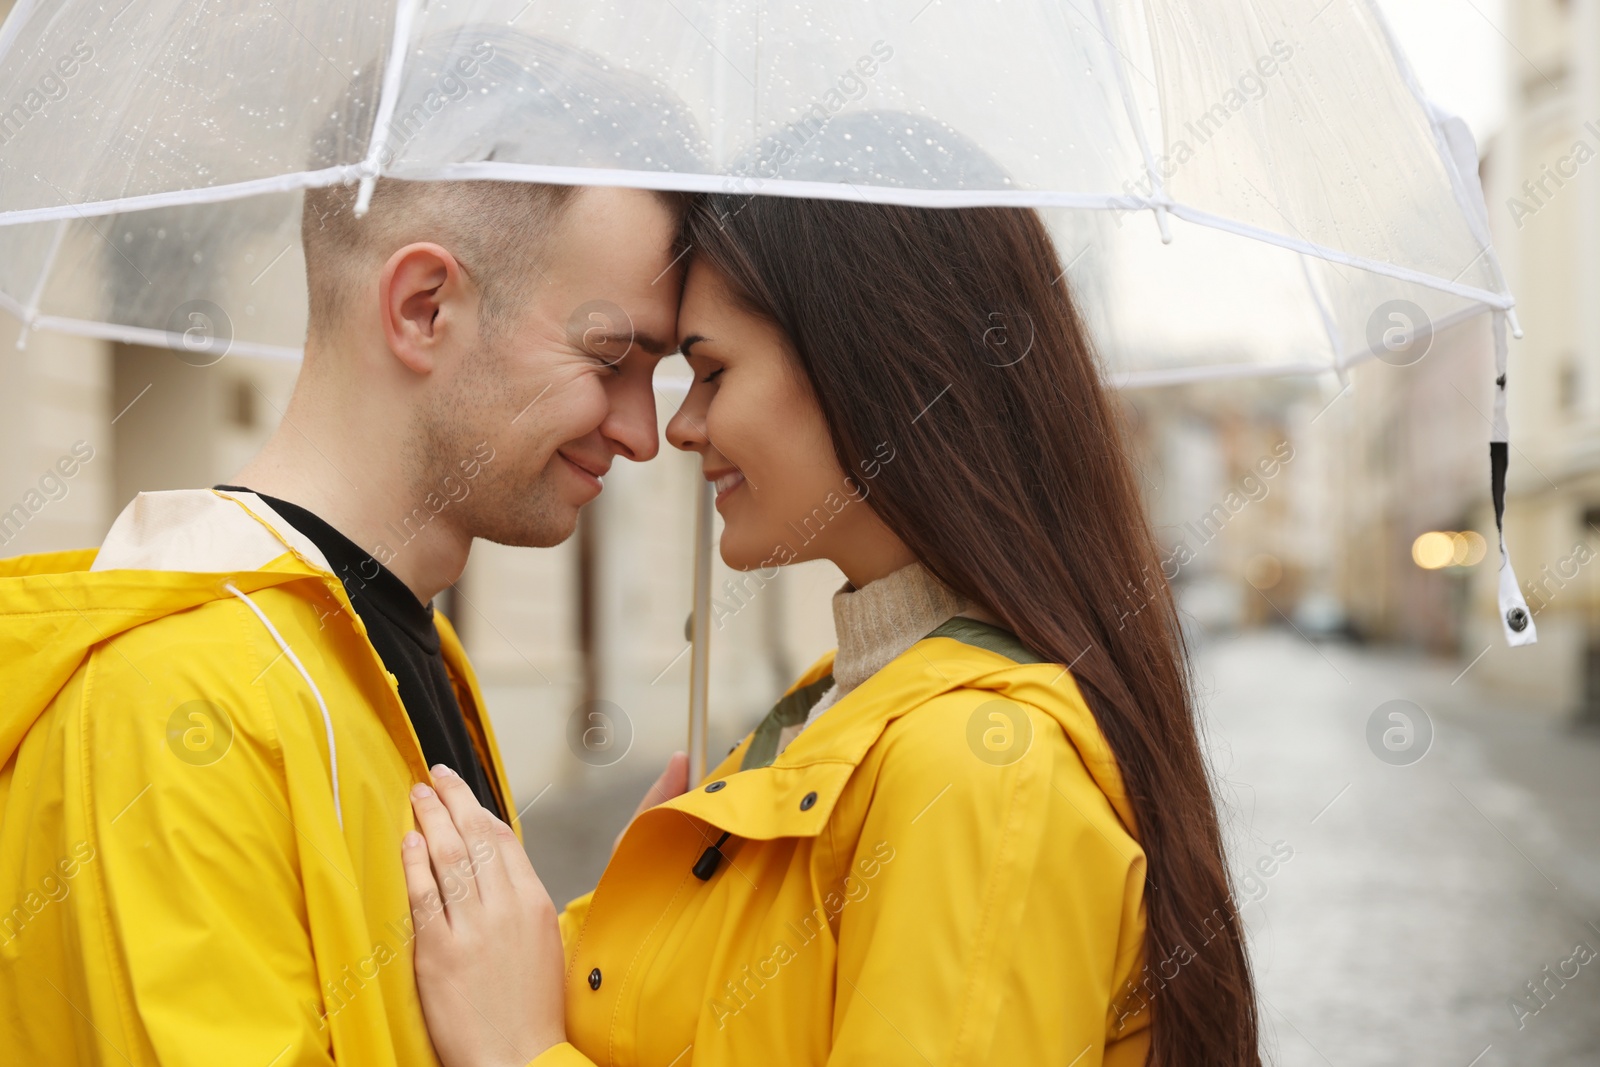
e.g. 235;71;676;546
537;622;1152;1066
0;489;518;1065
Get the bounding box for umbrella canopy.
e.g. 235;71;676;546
0;0;1536;693
0;0;1514;373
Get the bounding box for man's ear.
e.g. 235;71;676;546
379;242;473;374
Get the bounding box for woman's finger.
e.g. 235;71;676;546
484;816;540;898
405;816;568;1067
401;830;450;948
411;779;481;917
656;750;690;805
430;764;514;907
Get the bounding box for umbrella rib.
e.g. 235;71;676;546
32;174;150;286
1238;174;1353;292
1164;199;1512;309
23;312;305;362
0;159;1521;313
0;164;362;227
1361;0;1520;314
1086;0;1171;243
355;0;426;216
13;218;68;346
1297;252;1345;375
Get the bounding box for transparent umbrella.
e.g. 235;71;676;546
0;0;1536;774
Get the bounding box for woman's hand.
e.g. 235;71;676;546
403;764;567;1067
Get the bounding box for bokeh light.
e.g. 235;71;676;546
1451;530;1488;566
1412;531;1457;569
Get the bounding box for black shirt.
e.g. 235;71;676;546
216;486;505;820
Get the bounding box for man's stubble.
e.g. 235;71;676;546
414;336;575;553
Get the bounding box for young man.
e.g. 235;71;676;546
0;174;686;1064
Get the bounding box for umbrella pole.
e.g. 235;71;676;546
687;479;714;785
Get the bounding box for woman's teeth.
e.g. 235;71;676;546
714;472;745;494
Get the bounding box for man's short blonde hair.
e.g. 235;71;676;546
301;178;578;341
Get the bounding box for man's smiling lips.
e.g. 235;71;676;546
558;450;610;492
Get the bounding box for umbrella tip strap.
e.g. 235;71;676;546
1490;440;1537;647
1497;550;1538;647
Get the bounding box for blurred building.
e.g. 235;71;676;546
1465;0;1600;715
1123;379;1331;641
1320;314;1497;655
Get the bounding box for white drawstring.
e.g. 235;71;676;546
225;582;344;829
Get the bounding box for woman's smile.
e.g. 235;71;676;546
708;469;746;506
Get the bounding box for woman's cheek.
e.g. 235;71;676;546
720;481;795;572
719;527;767;571
718;499;780;571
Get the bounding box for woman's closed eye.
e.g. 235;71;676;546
699;366;725;384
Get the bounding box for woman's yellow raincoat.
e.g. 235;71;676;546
537;622;1152;1066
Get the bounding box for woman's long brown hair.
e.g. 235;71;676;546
685;194;1260;1065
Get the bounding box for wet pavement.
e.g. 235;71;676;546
1200;630;1600;1067
522;630;1600;1064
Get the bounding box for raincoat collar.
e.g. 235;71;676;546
739;673;835;771
658;624;1135;843
0;490;511;820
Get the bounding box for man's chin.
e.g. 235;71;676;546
488;510;580;549
468;486;581;549
535;510;582;548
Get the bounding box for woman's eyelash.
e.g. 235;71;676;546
700;367;724;384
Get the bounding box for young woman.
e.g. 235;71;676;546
399;190;1261;1066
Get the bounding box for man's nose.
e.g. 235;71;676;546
603;374;662;462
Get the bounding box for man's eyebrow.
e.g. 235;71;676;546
589;331;673;356
679;334;707;358
630;332;674;356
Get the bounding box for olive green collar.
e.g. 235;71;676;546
738;616;1043;771
739;673;835;771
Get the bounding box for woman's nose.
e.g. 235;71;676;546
666;389;709;453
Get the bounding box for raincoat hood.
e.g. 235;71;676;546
0;488;454;814
1;489;515;1066
0;541;314;774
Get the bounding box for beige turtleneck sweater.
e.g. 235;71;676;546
773;562;996;757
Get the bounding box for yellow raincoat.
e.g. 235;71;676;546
538;621;1151;1066
0;489;518;1065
